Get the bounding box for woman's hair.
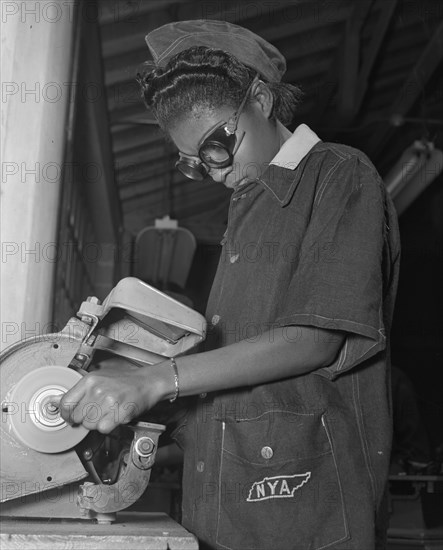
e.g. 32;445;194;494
136;46;303;130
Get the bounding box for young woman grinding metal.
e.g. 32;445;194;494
60;20;400;550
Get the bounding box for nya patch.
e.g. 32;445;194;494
246;472;311;502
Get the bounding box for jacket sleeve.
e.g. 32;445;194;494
276;153;397;379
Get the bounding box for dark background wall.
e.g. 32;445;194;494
391;172;443;451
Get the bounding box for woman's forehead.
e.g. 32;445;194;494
177;104;234;128
169;106;234;152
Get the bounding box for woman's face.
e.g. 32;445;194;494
168;95;281;189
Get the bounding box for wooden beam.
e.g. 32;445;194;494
284;39;337;65
117;158;177;193
98;0;191;26
252;6;349;44
106;78;144;113
104;49;148;86
281;57;331;86
310;4;363;124
336;0;374;121
80;20;123;245
366;19;443;159
117;165;175;190
354;0;398;114
387;20;443;116
116;142;168;165
112;127;163;154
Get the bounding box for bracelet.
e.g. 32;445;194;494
169;357;179;403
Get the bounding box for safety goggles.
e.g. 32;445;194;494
175;76;258;181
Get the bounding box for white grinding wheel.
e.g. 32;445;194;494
7;366;89;453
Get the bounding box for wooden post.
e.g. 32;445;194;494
1;1;78;350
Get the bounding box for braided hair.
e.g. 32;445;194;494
136;46;303;130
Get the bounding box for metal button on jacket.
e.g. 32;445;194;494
261;446;274;459
211;314;220;325
230;253;239;263
196;461;205;472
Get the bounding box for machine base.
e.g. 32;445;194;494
0;512;199;549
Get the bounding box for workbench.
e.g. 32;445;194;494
0;511;199;549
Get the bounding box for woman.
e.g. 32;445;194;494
61;20;400;550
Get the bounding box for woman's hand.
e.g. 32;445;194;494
59;359;170;433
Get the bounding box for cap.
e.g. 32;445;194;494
145;19;286;82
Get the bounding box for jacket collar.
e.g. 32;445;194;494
258;124;321;207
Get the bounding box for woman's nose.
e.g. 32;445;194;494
209;165;233;183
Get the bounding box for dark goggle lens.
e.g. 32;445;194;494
175;159;208;181
199;128;236;167
199;142;231;166
175;125;237;180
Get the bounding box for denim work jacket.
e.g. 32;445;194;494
172;126;401;550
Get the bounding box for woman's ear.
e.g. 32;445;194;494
252;80;274;119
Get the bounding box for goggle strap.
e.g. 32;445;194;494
225;74;259;135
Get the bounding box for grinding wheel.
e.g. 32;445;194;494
6;365;89;454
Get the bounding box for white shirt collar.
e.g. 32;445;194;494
269;123;321;170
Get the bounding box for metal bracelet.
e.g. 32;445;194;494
169;357;179;403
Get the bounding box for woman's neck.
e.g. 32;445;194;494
276;119;293;147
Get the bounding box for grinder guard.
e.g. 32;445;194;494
0;278;206;520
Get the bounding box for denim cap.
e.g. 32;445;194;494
145;19;286;82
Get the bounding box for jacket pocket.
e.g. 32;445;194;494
215;411;349;550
